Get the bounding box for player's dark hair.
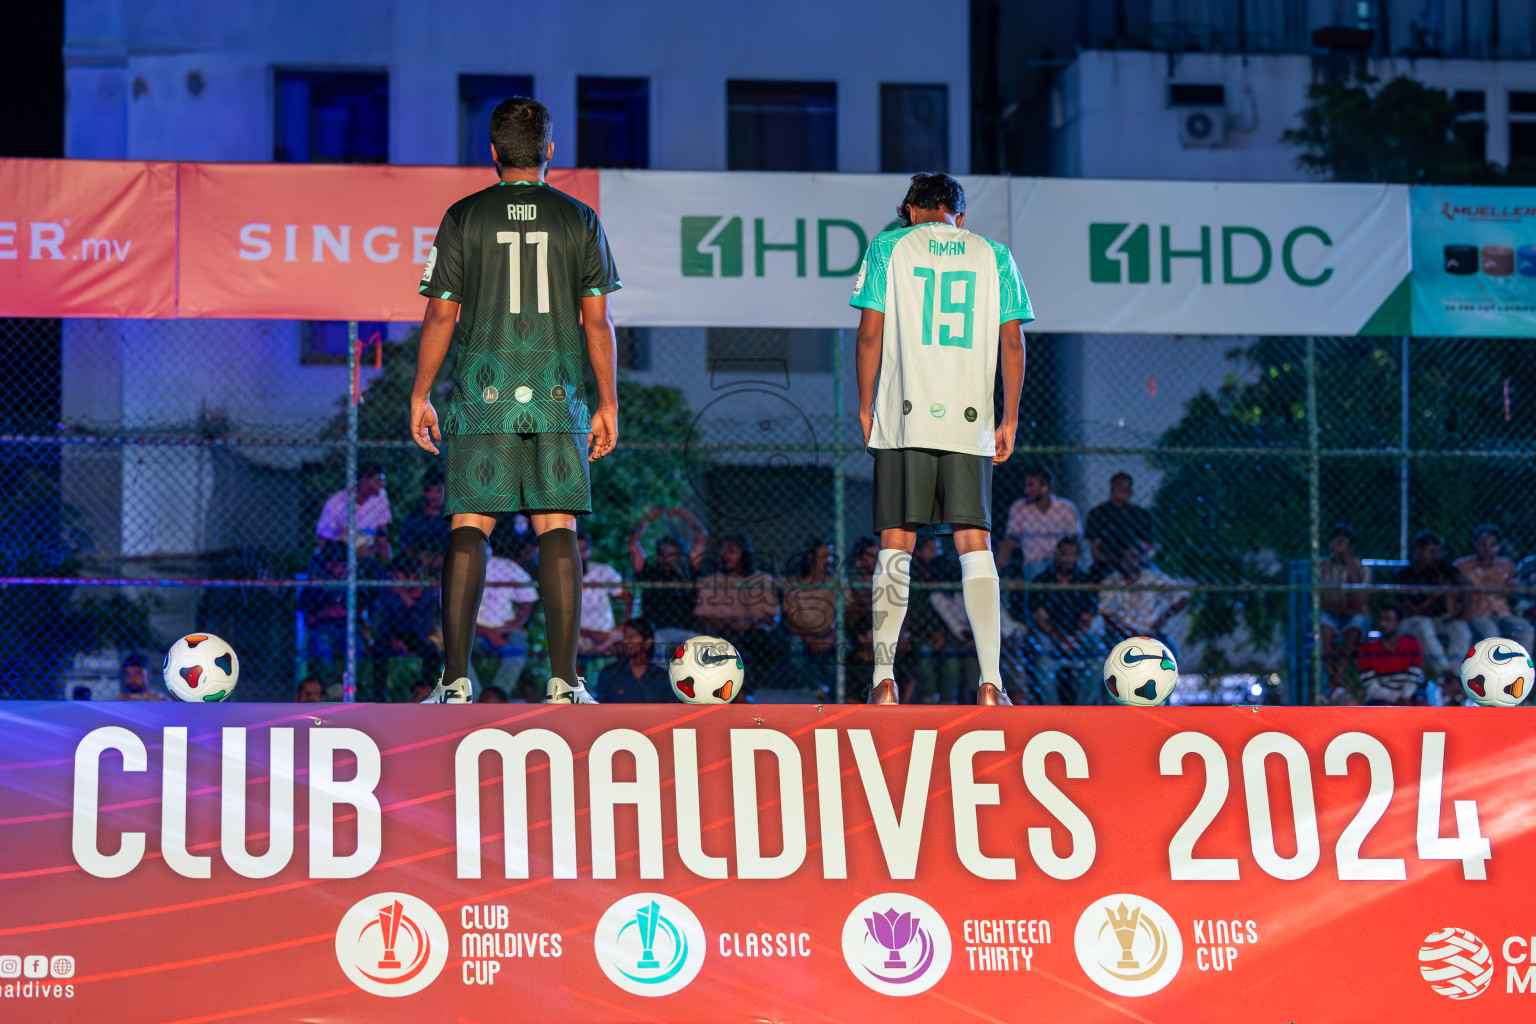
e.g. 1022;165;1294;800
421;466;445;488
122;655;147;671
1474;523;1502;543
489;97;553;170
1026;465;1054;489
1330;522;1354;541
1056;535;1081;552
623;617;656;661
1111;471;1134;486
1413;529;1442;550
656;535;684;554
719;534;755;574
897;172;966;227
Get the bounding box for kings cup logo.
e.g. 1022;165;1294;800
841;893;952;996
1074;894;1183;996
335;892;449;997
594;893;707;997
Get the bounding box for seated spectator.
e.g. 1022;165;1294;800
843;537;881;697
578;533;629;656
1085;472;1155;578
315;461;391;563
295;677;324;702
1396;530;1471;695
1455;525;1536;651
474;542;539;700
630;507;708;653
903;532;958;703
696;534;782;687
119;654;167;701
1318;523;1371;690
478;686;509;703
1518;552;1536;630
1098;540;1188;650
1003;466;1082;580
374;554;441;660
595;619;674;702
397;468;449;563
927;574;984;705
1345;606;1426;706
299;542;352;677
782;541;837;659
1028;537;1105;705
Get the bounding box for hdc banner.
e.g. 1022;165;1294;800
1011;178;1412;336
1411;186;1536;338
0;159;177;318
177;164;599;321
0;703;1530;1024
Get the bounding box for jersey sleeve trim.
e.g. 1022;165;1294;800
584;282;622;297
987;238;1035;325
418;286;457;301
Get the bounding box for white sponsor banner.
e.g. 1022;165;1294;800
1010;178;1411;335
599;170;1012;328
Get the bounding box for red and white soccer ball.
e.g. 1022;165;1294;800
163;633;240;702
1459;637;1532;707
667;635;744;704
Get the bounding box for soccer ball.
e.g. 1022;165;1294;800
163;634;240;702
667;635;744;704
1460;637;1532;707
1103;636;1179;706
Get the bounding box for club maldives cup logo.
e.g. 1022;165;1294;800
841;893;952;996
334;892;449;997
1418;928;1494;1000
1074;894;1184;996
593;893;707;997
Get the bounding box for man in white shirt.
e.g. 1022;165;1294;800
1003;466;1081;580
578;533;629;655
1098;540;1188;649
474;551;539;699
315;462;392;562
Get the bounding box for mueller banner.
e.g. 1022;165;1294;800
597;170;1013;327
177;164;599;321
0;703;1529;1024
1011;178;1412;336
0;159;177;319
1411;186;1536;338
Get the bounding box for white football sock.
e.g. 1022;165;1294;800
871;548;912;682
960;550;1002;687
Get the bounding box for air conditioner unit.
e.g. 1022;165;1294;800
1176;106;1226;148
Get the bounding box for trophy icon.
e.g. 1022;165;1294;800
634;900;664;970
1106;902;1142;970
866;909;918;970
376;899;405;970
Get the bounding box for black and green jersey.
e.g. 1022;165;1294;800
418;179;621;435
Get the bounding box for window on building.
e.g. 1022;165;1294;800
274;70;388;164
460;74;534;167
577;77;649;168
300;321;389;366
727;80;836;172
1453;90;1486;164
705;328;834;375
880;84;948;173
1511;91;1536;166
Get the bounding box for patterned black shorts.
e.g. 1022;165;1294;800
444;432;592;517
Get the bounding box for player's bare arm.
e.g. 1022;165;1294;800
994;318;1025;465
409;296;459;455
581;293;619;462
855;306;885;448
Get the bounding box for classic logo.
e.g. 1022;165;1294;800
594;894;706;997
841;893;952;996
334;892;449;998
1088;222;1333;286
1074;894;1183;996
1419;927;1494;1000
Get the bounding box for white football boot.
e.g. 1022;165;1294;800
546;676;598;704
423;672;471;704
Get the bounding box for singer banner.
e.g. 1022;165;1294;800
0;703;1530;1024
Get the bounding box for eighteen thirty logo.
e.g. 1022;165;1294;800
1088;222;1334;286
1074;894;1183;997
1419;927;1494;1000
593;893;706;997
681;216;879;278
841;893;952;996
335;892;449;998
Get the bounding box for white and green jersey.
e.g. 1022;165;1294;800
850;223;1033;456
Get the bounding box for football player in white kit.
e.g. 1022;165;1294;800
850;173;1032;706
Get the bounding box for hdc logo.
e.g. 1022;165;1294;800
681;216;882;278
1088;222;1334;287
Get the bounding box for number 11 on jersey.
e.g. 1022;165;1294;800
496;231;550;314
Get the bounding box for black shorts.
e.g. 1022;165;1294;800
871;447;992;534
443;432;592;517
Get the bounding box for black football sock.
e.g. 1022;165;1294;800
441;526;490;683
539;528;583;684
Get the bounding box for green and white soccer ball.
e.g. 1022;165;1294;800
667;635;744;704
1103;636;1179;706
1460;637;1533;707
163;633;240;702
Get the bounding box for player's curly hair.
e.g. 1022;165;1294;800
489;96;553;170
897;172;966;227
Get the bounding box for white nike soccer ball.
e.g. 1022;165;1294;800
163;633;240;702
667;635;744;704
1103;636;1179;706
1460;637;1533;707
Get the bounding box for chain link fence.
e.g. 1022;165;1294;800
3;316;1533;705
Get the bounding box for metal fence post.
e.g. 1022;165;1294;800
1306;335;1322;704
344;320;359;702
833;328;847;705
1400;335;1410;562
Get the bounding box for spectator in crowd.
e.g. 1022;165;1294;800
1396;530;1471;695
1456;525;1536;651
374;554;441;663
1517;551;1536;632
474;539;540;700
1318;523;1371;691
578;533;629;656
1085;472;1155;578
315;461;391;563
903;531;959;703
295;677;324;702
1003;466;1082;580
696;534;782;687
1098;539;1188;649
119;655;166;701
478;686;509;703
927;566;983;705
843;537;881;697
595;618;674;702
629;507;707;655
1028;536;1104;704
397;468;449;563
299;542;353;680
1344;606;1427;706
782;540;838;660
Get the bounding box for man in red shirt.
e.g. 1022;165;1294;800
1342;606;1426;706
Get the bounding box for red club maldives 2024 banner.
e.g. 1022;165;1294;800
0;703;1531;1024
